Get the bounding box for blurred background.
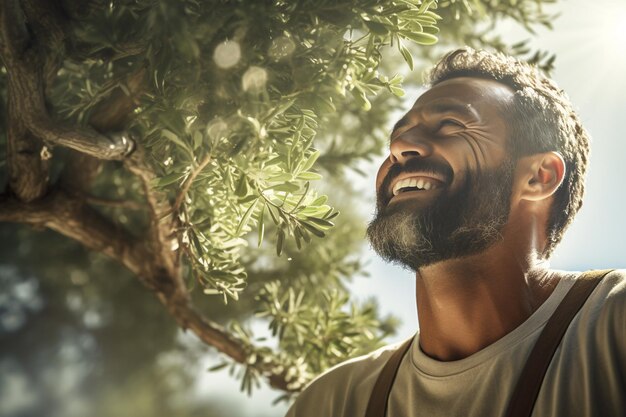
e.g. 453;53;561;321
1;0;625;416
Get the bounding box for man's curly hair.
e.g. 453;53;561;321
427;48;590;258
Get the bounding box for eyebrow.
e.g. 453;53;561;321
390;101;480;135
392;116;411;134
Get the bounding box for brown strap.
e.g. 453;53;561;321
504;269;612;417
364;337;413;417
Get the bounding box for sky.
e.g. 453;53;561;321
200;0;626;414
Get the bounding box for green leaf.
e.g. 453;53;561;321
305;216;334;228
153;172;183;187
422;10;442;20
351;88;371;111
190;229;204;256
401;31;438;45
301;221;326;238
235;175;250;197
389;85;405;97
294;225;303;250
161;129;194;158
267;204;280;225
300;150;320;173
418;0;436;14
257;204;265;247
310;195;328;206
208;362;229;372
296;172;323;181
238;194;258;204
266;182;300;193
268;173;293;182
399;43;414;71
236;198;259;235
162;129;188;149
192;130;203;150
268;99;296;120
298;204;332;217
276;227;285;256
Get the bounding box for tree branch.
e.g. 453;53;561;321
0;0;134;203
20;0;67;86
0;189;295;392
68;39;149;62
1;0;49;201
59;66;147;192
173;153;212;213
88;66;147;132
0;189;148;277
84;195;144;210
124;143;180;278
0;0;29;57
31;121;134;159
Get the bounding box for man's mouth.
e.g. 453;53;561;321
390;175;445;197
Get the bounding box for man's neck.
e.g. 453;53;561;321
414;245;561;361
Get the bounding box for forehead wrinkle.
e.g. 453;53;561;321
391;99;480;136
414;99;481;121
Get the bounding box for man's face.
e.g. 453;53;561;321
366;77;517;270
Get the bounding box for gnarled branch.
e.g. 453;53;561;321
0;189;148;277
124;142;181;280
32;121;135;159
59;66;147;192
1;0;49;201
0;189;295;392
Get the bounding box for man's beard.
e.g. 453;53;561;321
366;158;515;271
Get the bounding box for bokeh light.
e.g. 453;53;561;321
206;117;229;141
213;40;241;69
268;36;296;60
242;66;268;92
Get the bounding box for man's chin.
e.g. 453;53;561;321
367;210;506;272
366;211;435;271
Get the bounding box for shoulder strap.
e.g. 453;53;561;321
504;269;613;417
364;337;413;417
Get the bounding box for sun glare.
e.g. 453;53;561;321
602;4;626;51
615;20;626;43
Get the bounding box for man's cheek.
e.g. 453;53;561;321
376;160;392;190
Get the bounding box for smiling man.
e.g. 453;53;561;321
285;48;626;417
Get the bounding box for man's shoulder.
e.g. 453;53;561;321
306;338;410;387
599;268;626;291
561;268;626;312
286;337;414;417
559;268;626;297
590;268;626;316
580;268;626;306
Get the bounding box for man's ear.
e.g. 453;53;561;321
517;152;566;202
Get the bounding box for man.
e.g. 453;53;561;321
286;48;625;416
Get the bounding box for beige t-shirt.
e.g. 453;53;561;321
286;270;626;417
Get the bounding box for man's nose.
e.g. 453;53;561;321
389;132;433;164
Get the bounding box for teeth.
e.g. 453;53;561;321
392;177;440;195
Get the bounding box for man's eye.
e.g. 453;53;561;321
438;119;464;131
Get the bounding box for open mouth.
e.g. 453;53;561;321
391;176;443;196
